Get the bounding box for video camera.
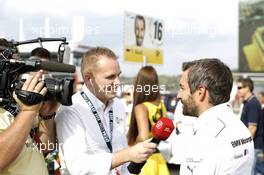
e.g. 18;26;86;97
0;37;76;113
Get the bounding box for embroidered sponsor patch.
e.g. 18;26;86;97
231;136;252;148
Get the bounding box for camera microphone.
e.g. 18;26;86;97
127;117;175;174
39;60;75;73
9;58;76;73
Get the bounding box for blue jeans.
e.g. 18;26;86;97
253;149;264;175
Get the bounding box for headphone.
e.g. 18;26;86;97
85;73;93;85
89;77;94;87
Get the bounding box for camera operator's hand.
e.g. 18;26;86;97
13;70;47;112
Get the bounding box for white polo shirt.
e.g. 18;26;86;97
55;85;129;175
180;103;254;175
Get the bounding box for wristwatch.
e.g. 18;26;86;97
39;112;56;120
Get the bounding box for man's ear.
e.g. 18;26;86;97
198;85;207;102
84;72;93;84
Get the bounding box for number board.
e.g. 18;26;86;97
123;11;164;64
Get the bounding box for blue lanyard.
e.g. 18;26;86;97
80;91;113;153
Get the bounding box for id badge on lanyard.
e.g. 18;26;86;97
80;91;113;153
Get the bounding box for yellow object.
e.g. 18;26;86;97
136;102;170;175
124;45;163;64
243;26;264;71
0;108;48;175
138;153;170;175
143;102;167;131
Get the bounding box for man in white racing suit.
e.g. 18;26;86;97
178;59;254;175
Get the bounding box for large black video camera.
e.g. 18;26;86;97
0;37;76;112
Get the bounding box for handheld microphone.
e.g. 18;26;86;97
127;117;175;174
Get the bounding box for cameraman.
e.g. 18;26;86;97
0;70;49;174
0;40;54;174
30;47;58;153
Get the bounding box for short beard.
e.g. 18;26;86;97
182;95;199;117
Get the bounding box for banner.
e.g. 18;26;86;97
239;0;264;72
124;11;164;64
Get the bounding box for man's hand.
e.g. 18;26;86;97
111;139;157;169
127;139;157;163
13;70;47;112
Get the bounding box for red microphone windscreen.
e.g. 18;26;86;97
152;117;175;140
